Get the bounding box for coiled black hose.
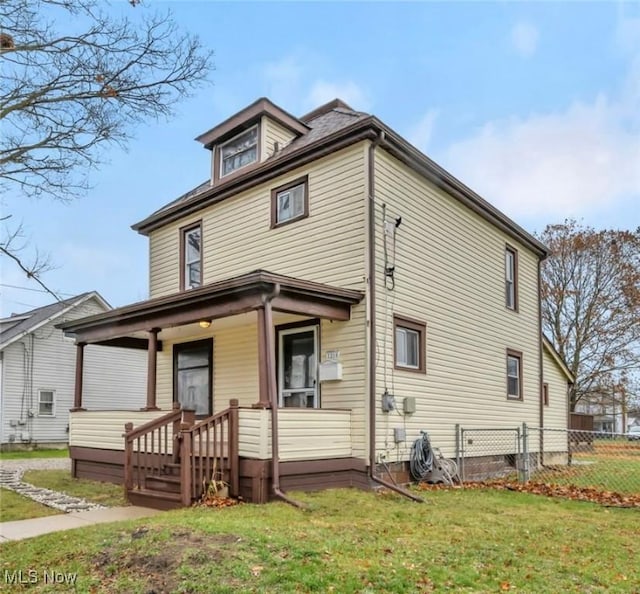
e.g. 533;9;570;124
410;432;435;481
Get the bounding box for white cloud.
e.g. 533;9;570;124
408;109;439;153
510;22;539;57
261;55;370;113
441;92;640;221
305;80;370;111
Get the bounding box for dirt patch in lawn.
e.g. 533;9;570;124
92;528;241;593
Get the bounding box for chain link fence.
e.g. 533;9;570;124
456;424;640;496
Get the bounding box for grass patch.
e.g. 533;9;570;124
1;488;638;592
0;448;68;460
0;488;61;522
22;470;127;507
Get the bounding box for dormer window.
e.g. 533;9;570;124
220;125;258;178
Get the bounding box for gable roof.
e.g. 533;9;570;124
0;292;110;351
132;98;548;258
543;335;575;383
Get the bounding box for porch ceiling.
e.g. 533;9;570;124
57;270;363;345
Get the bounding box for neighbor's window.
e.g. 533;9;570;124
507;350;523;400
505;245;518;310
38;390;55;416
181;223;202;290
220;126;258;177
543;382;549;406
271;176;309;227
394;315;426;373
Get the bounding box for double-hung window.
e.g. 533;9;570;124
181;223;202;290
505;245;518;310
271;176;308;227
38;390;55;416
507;349;523;400
220;126;258;178
394;315;426;373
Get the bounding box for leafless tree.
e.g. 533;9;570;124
538;220;640;411
0;0;213;296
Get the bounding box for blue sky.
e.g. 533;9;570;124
2;1;639;316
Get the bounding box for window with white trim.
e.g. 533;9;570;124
38;390;55;416
220;126;258;177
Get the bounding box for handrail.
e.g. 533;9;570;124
124;404;182;441
179;399;239;505
124;403;184;493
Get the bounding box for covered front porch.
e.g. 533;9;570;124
60;270;367;507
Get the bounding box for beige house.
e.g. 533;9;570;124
61;98;572;508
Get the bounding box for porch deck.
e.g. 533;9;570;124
69;404;362;506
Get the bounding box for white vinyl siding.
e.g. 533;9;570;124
373;148;542;459
148;143;367;297
262;116;297;159
0;296;146;445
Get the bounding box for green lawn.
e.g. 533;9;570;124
0;448;68;460
21;470;128;508
1;488;638;593
0;488;61;522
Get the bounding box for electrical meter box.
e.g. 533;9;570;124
403;396;416;414
319;361;343;382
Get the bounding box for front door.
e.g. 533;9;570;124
278;325;318;408
173;339;213;417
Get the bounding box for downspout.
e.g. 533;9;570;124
537;259;545;461
262;283;304;508
367;132;423;503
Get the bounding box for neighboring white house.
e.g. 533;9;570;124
0;292;146;448
574;398;640;434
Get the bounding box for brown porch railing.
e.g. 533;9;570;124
123;403;183;493
179;399;239;506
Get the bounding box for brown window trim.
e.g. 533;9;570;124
173;338;213;418
179;221;203;292
506;348;523;401
270;175;309;229
505;244;519;312
393;314;426;374
543;382;549;407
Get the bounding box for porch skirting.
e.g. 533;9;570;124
70;446;369;504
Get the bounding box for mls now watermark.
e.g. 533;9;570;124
4;569;78;585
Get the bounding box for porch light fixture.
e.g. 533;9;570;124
198;320;211;329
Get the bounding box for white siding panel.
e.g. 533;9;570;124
373;150;543;460
69;410;170;450
262;116;297;159
1;297;145;445
542;348;570;453
148;143;367;297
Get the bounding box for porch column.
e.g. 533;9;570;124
71;343;85;411
254;306;271;408
144;328;160;410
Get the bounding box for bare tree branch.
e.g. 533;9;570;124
0;0;213;294
538;220;640;411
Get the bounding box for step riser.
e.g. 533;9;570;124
128;491;184;510
145;478;181;494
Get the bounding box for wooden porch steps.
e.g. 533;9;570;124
144;474;181;494
127;488;183;510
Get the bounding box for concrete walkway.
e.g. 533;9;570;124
0;506;161;542
0;457;161;542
